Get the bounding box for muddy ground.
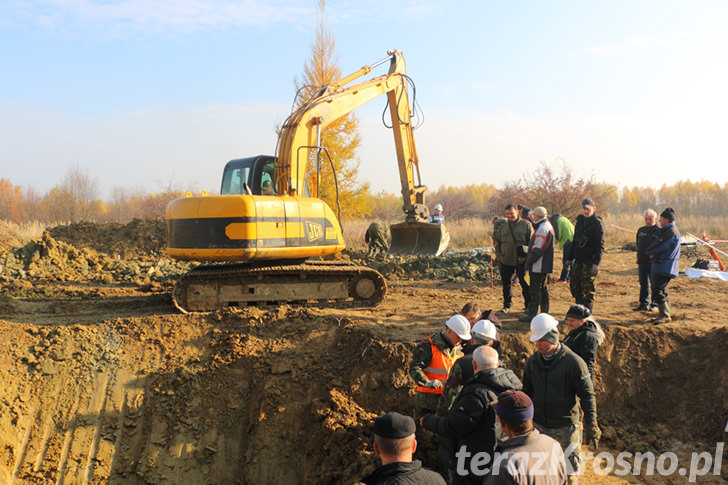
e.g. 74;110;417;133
0;220;727;484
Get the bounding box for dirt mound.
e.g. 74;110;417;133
0;221;25;251
0;231;192;290
47;219;167;258
347;248;493;281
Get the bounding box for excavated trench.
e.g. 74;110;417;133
1;307;727;484
1;221;727;484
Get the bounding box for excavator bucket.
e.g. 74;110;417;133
388;222;451;256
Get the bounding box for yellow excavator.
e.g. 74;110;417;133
165;49;449;312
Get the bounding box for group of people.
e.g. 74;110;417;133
363;301;604;484
360;198;684;483
361;200;684;483
492;198;681;324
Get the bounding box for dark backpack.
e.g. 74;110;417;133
548;214;561;240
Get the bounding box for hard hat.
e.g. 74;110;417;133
472;319;497;342
445;314;471;340
529;313;559;342
434;204;443;211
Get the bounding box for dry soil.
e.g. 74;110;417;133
0;221;726;484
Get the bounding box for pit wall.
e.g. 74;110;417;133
0;310;726;484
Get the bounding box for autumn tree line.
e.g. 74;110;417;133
2;163;727;226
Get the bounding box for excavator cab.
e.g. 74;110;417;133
220;155;308;197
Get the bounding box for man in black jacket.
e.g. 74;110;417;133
523;313;600;485
634;209;660;311
420;346;522;485
562;304;605;384
565;198;605;312
362;412;446;484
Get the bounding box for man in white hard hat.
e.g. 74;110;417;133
410;315;471;419
437;319;501;414
522;313;600;485
430;204;445;224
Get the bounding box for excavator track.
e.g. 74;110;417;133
172;260;387;313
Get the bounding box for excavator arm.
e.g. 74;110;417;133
274;49;449;255
276;50;428;223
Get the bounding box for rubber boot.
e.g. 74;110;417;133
652;302;671;324
541;290;550;314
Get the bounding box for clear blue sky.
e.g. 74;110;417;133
2;0;727;199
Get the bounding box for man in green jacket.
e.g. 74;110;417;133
549;213;575;283
522;313;601;485
493;204;534;313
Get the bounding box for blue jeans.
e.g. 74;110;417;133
638;262;655;307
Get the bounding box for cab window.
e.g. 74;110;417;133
221;166;251;195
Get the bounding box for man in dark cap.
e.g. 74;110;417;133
646;207;681;324
562;304;605;383
485;390;567;484
361;412;446;484
565;198;605;312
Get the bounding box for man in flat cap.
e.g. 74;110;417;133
361;412;446;484
485;390;568;484
519;206;555;322
565;198;605;312
645;207;681;324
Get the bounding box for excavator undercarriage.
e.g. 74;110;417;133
172;260;387;313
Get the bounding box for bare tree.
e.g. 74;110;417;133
489;160;613;220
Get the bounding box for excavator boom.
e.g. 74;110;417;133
274;49;449;255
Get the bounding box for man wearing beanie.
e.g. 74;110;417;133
486;390;567;484
564;198;605;312
645;207;681;324
562;304;605;383
522;314;599;484
362;412;445;484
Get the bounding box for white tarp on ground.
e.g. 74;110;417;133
685;267;728;281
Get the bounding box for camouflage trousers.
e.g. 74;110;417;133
569;261;597;310
535;422;582;480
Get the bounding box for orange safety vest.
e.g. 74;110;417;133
415;338;455;394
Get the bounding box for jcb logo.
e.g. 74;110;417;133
305;221;323;241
